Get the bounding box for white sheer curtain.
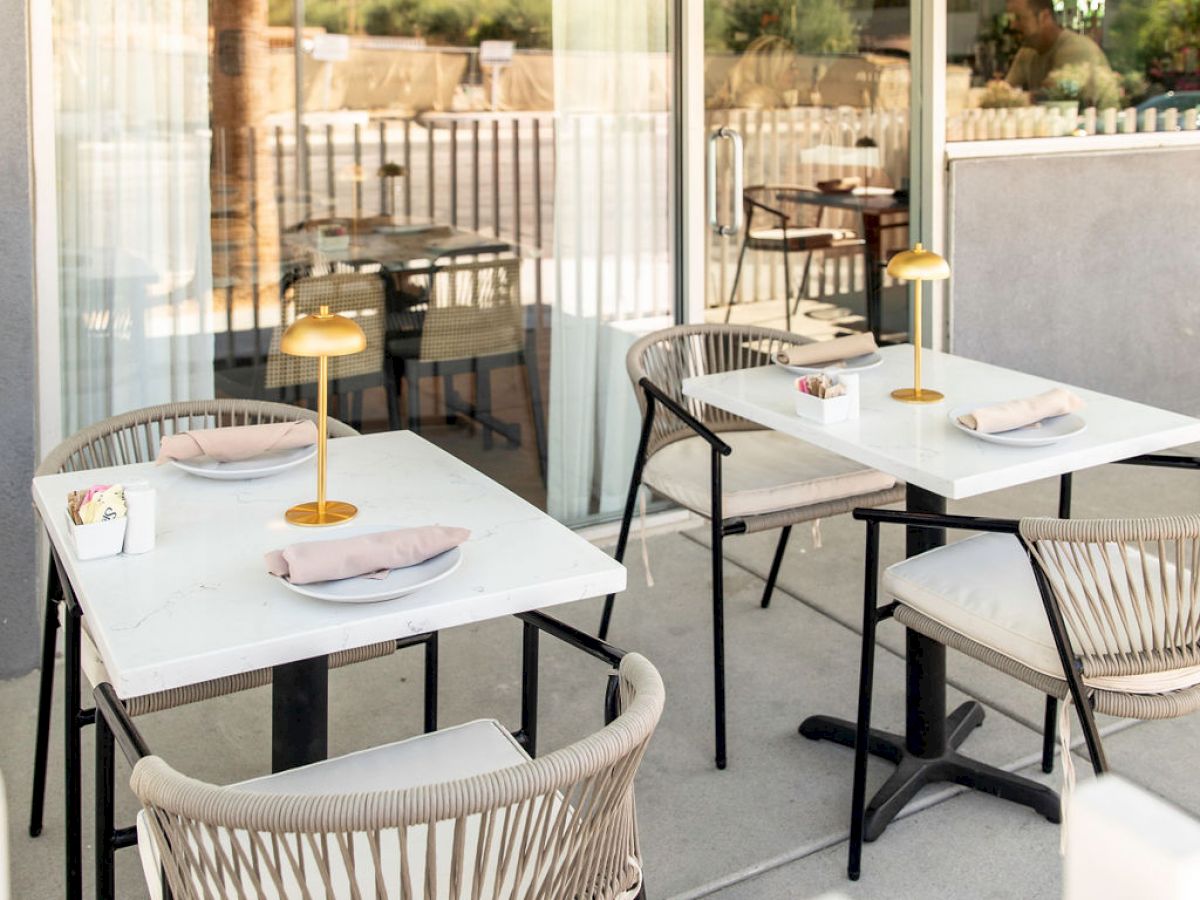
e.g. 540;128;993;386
548;1;673;522
55;0;214;434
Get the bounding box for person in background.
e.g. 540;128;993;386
1004;0;1109;92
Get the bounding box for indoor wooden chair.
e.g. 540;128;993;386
598;323;903;769
27;399;436;899
93;613;664;899
847;503;1200;879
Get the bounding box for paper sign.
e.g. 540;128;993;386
311;33;351;62
479;40;515;66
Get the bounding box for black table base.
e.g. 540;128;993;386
799;484;1060;843
272;657;329;772
800;700;1059;840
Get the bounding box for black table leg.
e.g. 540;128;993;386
862;213;883;344
800;484;1059;841
272;657;328;772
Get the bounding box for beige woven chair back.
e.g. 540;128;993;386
38;399;358;477
130;653;664;900
419;258;522;363
1020;515;1200;679
265;273;386;389
626;323;802;457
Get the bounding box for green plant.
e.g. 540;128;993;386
715;0;859;55
1043;66;1083;100
1045;62;1123;106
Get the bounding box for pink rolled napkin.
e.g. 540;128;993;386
265;526;470;584
958;388;1085;434
775;333;877;368
157;420;318;464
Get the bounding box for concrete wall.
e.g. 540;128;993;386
0;0;38;677
948;146;1200;417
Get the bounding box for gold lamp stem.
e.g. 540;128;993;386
913;279;922;398
316;351;328;516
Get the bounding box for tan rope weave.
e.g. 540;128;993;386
39;399;375;717
1020;516;1200;678
265;273;388;389
130;654;665;899
894;605;1200;720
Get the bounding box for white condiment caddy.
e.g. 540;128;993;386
794;372;860;425
66;512;127;561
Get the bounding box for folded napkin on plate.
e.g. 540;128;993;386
265;526;470;584
157;420;318;464
775;333;878;368
958;388;1085;434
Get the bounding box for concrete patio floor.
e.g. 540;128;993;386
3;456;1199;898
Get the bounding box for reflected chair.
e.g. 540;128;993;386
598;323;903;769
93;614;664;900
724;185;866;331
264;271;400;431
846;507;1200;879
387;257;546;478
27;400;436;900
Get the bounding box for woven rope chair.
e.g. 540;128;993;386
846;507;1200;879
724;185;866;331
598;323;903;769
387;257;545;476
96;651;664;900
28;400;433;895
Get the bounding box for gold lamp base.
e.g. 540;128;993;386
891;387;945;404
285;501;358;527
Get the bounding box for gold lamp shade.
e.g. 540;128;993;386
887;242;948;404
282;306;367;527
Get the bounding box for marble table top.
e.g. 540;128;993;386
683;345;1200;500
33;431;625;699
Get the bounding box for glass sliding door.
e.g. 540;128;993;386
701;0;913;341
47;0;675;526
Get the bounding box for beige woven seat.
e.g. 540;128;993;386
847;510;1200;878
29;400;430;897
102;652;665;900
599;323;902;770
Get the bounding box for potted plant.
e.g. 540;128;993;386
1040;66;1083;131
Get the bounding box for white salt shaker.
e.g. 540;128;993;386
122;481;156;554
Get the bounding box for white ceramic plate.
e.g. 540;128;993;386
171;444;316;481
949;402;1088;447
852;186;896;197
774;351;884;376
279;546;463;604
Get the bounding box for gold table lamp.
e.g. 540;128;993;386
887;242;950;404
280;304;367;526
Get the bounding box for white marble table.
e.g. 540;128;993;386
35;430;625;759
683;344;1200;500
683;344;1200;841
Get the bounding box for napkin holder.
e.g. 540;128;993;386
67;511;127;560
794;374;859;425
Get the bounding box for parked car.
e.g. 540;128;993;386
1136;90;1200;129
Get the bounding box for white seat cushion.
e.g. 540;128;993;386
137;719;581;899
884;532;1200;691
643;430;895;520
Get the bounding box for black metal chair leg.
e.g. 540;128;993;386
761;525;792;609
64;598;83;900
29;565;60;838
1042;695;1057;773
849;520;881;881
95;705;116;900
711;451;728;770
424;632;439;733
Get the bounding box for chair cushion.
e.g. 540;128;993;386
883;532;1200;691
137;720;567;899
643;430;896;520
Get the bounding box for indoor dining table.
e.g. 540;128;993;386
33;430;625;899
682;344;1200;841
